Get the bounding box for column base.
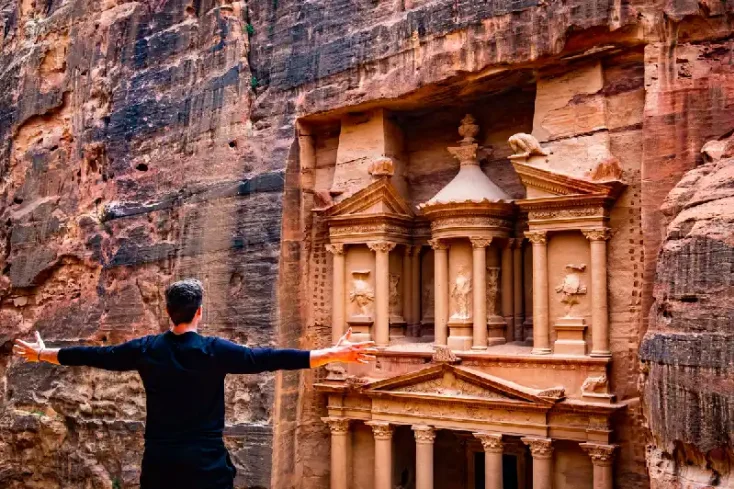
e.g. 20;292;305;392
531;347;552;355
487;316;506;345
590;350;612;358
523;318;534;343
471;344;488;351
389;318;406;339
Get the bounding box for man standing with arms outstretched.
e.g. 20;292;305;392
13;278;375;489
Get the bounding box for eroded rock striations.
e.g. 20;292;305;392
0;0;733;488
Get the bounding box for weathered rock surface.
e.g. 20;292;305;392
0;0;733;488
640;141;734;489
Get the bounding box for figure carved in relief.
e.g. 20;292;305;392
349;270;374;317
508;133;550;158
389;274;402;316
581;374;608;395
555;264;587;316
450;266;472;319
422;282;434;320
486;266;500;316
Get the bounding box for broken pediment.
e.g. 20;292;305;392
362;364;558;406
321;177;414;220
512;160;626;201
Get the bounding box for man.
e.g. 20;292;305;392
13;279;375;489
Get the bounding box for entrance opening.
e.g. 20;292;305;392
474;453;519;489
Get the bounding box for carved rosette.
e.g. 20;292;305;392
322;417;350;435
580;443;617;467
412;425;436;444
325;243;345;255
366;421;394;440
368;241;397;253
474;433;503;453
582;228;612;241
428;238;449;251
470;237;493;249
521;437;553;459
524;231;547;245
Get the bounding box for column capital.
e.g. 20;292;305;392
582;228;612;241
325;243;346;255
470;237;493;248
412;425;436;444
366;421;394;440
473;433;503;453
322;417;350;435
580;443;617;466
524;231;547;245
428;238;449;251
368;241;397;253
521;437;553;459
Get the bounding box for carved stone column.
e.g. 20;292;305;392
470;238;492;350
413;425;436;489
580;443;617;489
512;239;524;341
501;239;514;342
522;437;553;489
323;418;350;489
583;229;612;357
326;244;346;344
410;246;422;336
526;231;550;354
403;246;413;331
368;241;397;347
367;422;394;489
429;239;449;346
474;433;503;489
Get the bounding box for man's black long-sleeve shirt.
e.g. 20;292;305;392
58;331;310;444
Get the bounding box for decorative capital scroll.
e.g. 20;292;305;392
470;237;493;249
366;421;393;440
321;417;350;435
580;443;617;466
325;243;345;255
367;241;397;253
524;231;547;245
473;433;503;453
582;228;611;241
412;425;436;444
428;238;449;251
521;437;553;459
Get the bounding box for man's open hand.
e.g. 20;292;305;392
13;331;46;363
309;328;378;368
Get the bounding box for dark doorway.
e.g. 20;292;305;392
474;453;519;489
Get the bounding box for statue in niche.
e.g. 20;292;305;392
422;281;434;321
486;267;501;316
349;270;374;317
508;133;550;158
450;266;472;319
389;274;402;317
555;264;587;317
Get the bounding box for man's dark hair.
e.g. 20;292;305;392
165;279;203;325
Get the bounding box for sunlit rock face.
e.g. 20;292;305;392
0;0;732;488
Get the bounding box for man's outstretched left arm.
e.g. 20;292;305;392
14;332;144;371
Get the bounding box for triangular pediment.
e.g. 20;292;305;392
512;161;625;200
322;178;414;219
362;364;557;406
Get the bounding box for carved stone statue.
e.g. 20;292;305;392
458;114;480;144
422;281;434;322
486;266;500;316
581;374;608;395
389;273;402;316
368;157;395;177
349;270;374;317
587;156;623;181
508;133;550;158
555;264;587;316
450;266;472;319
